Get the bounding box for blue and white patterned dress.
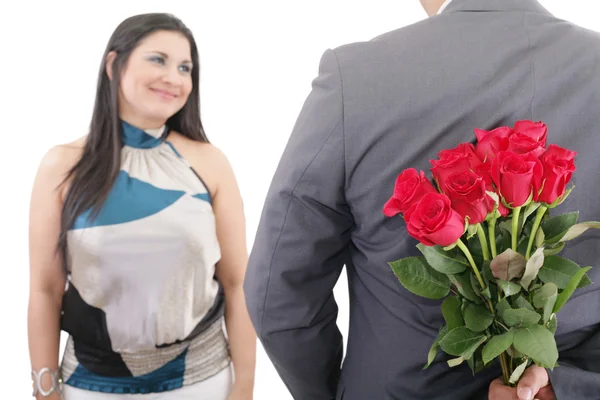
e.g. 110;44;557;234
59;121;231;394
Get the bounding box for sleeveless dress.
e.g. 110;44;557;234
59;121;231;397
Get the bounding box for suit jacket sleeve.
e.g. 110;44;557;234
243;48;351;400
548;326;600;400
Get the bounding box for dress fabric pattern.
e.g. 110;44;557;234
59;121;230;395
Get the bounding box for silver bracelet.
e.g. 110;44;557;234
31;368;63;397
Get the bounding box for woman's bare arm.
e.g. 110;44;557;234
28;144;80;399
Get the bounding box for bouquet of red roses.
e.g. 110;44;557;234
383;120;598;385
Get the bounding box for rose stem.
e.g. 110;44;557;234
525;205;548;259
456;239;494;314
488;217;498;258
511;206;522;252
500;352;511;385
476;223;490;261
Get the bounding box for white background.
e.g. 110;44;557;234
0;1;597;399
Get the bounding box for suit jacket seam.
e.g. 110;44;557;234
258;49;346;334
332;49;348;192
258;118;343;335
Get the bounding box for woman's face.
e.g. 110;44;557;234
116;30;193;128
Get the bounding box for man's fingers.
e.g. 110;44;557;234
536;386;557;400
489;366;554;400
516;365;550;400
489;377;519;400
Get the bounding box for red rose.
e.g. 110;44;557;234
445;171;495;224
431;143;482;192
404;192;465;246
491;151;543;207
507;134;546;157
383;169;438;217
473;163;509;217
507;120;547;157
474;126;512;163
538;144;577;205
474;163;493;187
497;199;510;217
513;120;548;143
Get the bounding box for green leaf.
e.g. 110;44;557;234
543;242;565;257
424;325;448;369
522;216;535;236
513;325;559;369
509;359;530;384
481;287;492;300
559;221;600;242
447;356;465;367
416;244;468;274
482;330;515;365
533;283;558;323
535;227;545;248
439;327;487;358
425;344;439;369
491;249;527;281
507;346;524;359
467;224;479;240
538;256;592;289
529;282;543;292
521;247;545;290
470;273;483;297
546;314;557;334
517;236;530;256
514;295;536;312
553;266;593;313
482;261;498;299
499;219;513;234
466;235;484;264
466;348;486;375
542;212;579;244
464;303;494;332
449;272;481;303
523;202;541;228
466;355;476;374
548;185;574;208
503;308;541;328
580;274;593;289
482;260;494;284
390;256;451;299
496;298;511;317
497;229;512;256
497;280;521;296
442;296;464;331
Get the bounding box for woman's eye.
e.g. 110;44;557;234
149;56;165;65
179;65;191;73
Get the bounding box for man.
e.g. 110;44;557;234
243;1;600;399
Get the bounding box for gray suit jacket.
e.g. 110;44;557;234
243;1;600;399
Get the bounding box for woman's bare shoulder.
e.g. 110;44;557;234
168;131;221;157
36;136;87;193
41;135;84;166
167;132;232;192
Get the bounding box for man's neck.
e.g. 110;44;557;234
437;0;453;15
421;0;451;16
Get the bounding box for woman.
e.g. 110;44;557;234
27;13;255;399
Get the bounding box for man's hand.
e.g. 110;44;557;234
489;365;556;400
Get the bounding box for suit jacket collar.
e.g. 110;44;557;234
442;0;552;15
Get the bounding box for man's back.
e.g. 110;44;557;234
244;1;600;399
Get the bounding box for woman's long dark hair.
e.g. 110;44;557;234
58;13;208;270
